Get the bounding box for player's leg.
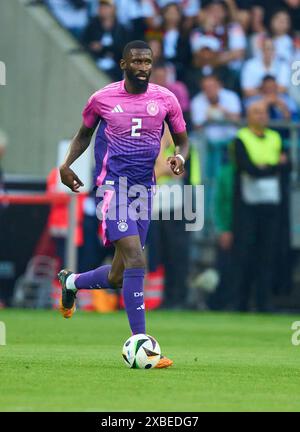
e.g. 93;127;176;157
73;246;124;290
107;246;125;288
136;198;173;368
117;233;173;368
114;235;146;335
58;246;124;318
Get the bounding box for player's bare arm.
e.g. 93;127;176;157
59;123;96;192
167;130;189;176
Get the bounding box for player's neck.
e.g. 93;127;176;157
124;79;148;95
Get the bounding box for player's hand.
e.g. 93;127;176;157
59;165;84;193
167;156;185;176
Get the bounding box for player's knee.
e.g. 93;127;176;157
108;271;123;289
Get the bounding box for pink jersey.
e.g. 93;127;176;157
82;80;186;187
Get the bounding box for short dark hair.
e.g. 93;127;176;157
122;40;152;59
262;74;276;83
201;74;220;83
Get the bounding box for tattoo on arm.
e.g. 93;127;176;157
63;123;96;168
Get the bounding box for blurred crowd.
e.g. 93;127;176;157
1;0;299;312
44;0;300;121
42;0;300;313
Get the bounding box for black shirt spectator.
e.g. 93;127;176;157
184;36;236;96
81;0;129;80
255;0;300;30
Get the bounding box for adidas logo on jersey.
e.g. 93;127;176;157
111;104;124;113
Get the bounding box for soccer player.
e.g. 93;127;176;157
58;40;189;368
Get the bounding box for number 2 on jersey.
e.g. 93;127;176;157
131;118;142;137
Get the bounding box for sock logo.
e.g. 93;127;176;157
137;303;145;310
117;219;128;232
134;292;144;297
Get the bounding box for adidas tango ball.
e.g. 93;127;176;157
122;334;161;369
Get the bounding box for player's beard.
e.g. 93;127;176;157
126;70;150;92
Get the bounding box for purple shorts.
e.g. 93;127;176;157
95;186;153;248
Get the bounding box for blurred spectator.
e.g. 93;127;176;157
133;0;201;31
231;101;291;312
151;61;191;129
81;0;129;80
90;0;200;37
191;0;247;73
245;75;299;122
241;36;291;97
184;35;235;96
161;2;182;60
223;0;253;32
282;0;300;32
144;37;164;66
250;9;295;62
251;0;300;31
156;0;200;17
269;9;295;61
208;154;235;310
45;0;89;37
249;3;266;34
175;0;201;30
251;0;283;28
159;2;191;78
153;0;201;31
191;74;242;142
112;0;158;39
289;53;300;106
245;75;299;140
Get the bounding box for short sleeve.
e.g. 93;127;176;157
165;92;186;134
82;93;101;128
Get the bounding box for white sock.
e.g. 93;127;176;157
66;274;77;291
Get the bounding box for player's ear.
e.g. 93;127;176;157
120;59;126;71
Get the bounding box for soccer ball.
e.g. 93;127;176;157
122;334;161;369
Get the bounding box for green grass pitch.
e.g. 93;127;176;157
0;309;300;412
